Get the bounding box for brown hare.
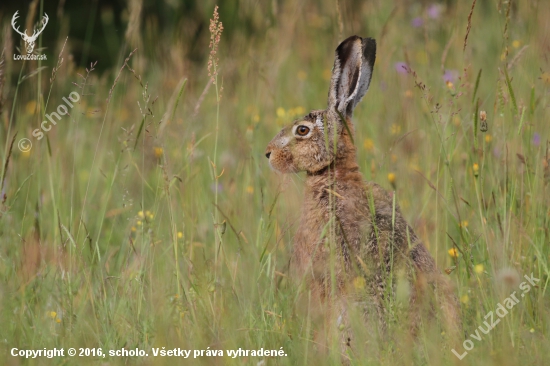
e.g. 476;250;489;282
265;35;460;342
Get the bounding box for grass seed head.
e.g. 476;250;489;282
208;6;224;84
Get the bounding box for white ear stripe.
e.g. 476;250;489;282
343;66;362;111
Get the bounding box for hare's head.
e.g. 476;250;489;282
265;35;376;174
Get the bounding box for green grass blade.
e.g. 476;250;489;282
504;67;518;115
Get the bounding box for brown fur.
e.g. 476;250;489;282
265;36;460;341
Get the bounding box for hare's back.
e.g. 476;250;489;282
362;181;419;254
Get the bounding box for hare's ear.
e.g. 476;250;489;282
327;36;376;118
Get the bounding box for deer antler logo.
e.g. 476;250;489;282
11;11;49;54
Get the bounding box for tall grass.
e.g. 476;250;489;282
1;0;549;365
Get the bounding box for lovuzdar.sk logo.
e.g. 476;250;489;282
11;10;48;61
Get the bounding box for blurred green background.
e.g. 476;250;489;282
0;0;549;364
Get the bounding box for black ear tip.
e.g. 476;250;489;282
362;37;376;64
362;37;376;50
336;36;376;65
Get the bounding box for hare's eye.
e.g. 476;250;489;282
296;125;310;136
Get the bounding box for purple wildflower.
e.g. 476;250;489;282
443;69;459;83
427;4;442;19
210;183;223;193
533;133;541;146
395;62;409;75
411;17;423;28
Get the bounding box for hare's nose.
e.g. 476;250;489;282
265;152;271;159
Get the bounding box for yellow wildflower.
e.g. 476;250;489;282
391;124;401;135
460;294;469;304
154;147;163;158
177;232;183;239
363;138;374;152
276;107;285;118
387;173;396;185
246;186;254;194
474;264;484;274
448;248;459;258
485;134;492;143
26;101;37;115
473;163;479;177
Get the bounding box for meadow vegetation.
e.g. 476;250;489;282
0;0;549;364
